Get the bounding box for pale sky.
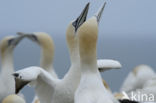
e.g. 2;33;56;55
0;0;156;38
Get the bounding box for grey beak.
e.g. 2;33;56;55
95;2;106;24
72;2;90;32
17;32;38;42
8;35;25;46
12;73;19;78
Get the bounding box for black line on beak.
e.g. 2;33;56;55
72;2;90;32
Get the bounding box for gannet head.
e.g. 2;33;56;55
13;66;40;81
66;3;89;50
132;64;155;76
17;32;54;52
13;66;41;93
78;2;106;60
0;35;24;56
78;17;98;57
2;94;26;103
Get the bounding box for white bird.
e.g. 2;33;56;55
120;65;156;93
2;94;26;103
17;32;58;103
0;35;24;102
13;3;90;103
74;2;119;103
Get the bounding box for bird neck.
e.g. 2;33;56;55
80;47;98;73
69;44;80;65
63;43;80;87
81;59;98;74
1;50;14;74
40;47;53;71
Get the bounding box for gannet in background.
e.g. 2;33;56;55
17;32;58;78
2;94;26;103
142;76;156;101
124;76;156;102
98;59;122;72
75;2;119;103
17;32;58;103
0;35;24;102
120;65;156;93
13;3;90;103
143;76;156;92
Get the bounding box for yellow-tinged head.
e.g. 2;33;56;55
0;35;24;56
66;3;89;51
132;64;153;76
78;2;106;62
0;36;14;54
33;32;54;53
78;17;98;58
2;94;26;103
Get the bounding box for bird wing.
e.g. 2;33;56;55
13;66;59;94
97;59;122;72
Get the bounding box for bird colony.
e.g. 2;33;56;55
0;2;155;103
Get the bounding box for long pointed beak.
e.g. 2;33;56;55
95;2;106;24
72;2;90;32
9;35;25;46
17;32;38;43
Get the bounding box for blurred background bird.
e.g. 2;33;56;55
0;35;25;102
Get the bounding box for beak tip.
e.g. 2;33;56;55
72;2;90;32
86;2;90;7
95;1;107;23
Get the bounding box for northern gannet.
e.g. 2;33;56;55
13;3;90;103
0;35;24;102
17;32;58;103
74;2;119;103
2;94;26;103
120;65;156;93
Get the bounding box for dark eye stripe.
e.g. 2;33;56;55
31;35;38;41
8;38;14;45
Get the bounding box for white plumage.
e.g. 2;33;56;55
98;59;122;72
17;32;58;103
75;2;119;103
13;3;90;103
0;35;24;102
120;65;156;92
